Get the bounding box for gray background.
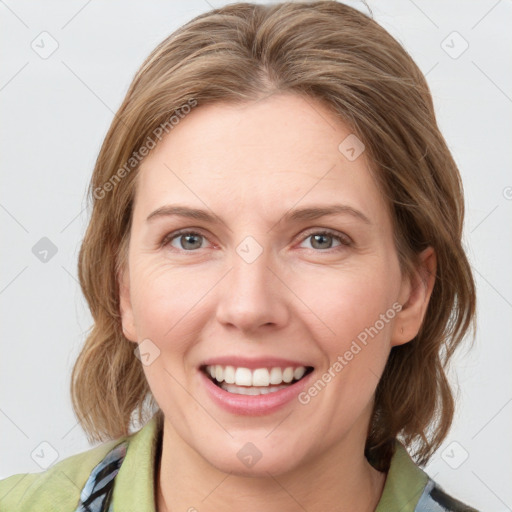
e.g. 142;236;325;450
1;1;511;510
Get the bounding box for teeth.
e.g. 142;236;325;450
234;367;252;386
220;383;291;395
269;367;283;385
205;365;309;387
282;367;294;383
224;365;235;384
294;367;306;380
252;368;270;386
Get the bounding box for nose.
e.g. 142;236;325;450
215;245;290;334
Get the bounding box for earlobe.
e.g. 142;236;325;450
391;246;437;347
118;266;138;343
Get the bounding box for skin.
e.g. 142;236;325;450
119;93;436;512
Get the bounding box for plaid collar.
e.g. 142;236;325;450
74;418;478;512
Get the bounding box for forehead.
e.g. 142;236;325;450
133;94;390;228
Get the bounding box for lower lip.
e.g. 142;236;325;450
199;370;313;416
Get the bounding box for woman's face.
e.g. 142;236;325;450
120;93;431;476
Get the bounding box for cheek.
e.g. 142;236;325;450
129;260;218;352
131;262;207;413
291;258;400;351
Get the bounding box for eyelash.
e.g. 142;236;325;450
160;228;352;253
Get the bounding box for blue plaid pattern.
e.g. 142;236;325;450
74;440;478;511
74;441;127;512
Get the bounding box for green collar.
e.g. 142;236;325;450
112;414;161;512
111;415;428;511
375;441;429;511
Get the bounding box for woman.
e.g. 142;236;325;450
0;1;479;510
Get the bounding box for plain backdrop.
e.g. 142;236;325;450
1;1;511;510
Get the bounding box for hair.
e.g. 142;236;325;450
71;0;476;471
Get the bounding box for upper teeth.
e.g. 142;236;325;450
205;365;307;387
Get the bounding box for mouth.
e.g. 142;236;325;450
200;364;314;396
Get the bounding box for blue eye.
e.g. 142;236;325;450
299;230;352;251
161;228;352;252
164;231;208;251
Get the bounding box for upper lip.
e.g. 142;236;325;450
200;356;313;370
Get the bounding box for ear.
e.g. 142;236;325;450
118;263;138;343
391;246;437;347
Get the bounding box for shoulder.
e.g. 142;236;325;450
0;437;127;512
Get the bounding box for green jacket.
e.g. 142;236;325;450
0;415;478;511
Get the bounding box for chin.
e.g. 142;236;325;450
209;451;302;478
193;435;309;478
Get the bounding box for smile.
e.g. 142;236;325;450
202;365;314;395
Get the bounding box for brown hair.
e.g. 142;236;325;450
71;0;476;471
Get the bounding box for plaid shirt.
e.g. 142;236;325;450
0;415;480;511
73;434;479;512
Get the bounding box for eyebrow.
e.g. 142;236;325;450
146;204;371;225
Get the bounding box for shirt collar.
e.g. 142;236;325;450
111;413;162;512
375;440;429;511
111;415;428;511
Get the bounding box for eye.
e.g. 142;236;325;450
298;229;352;251
162;230;211;251
161;228;352;253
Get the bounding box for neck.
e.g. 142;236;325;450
155;419;386;512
